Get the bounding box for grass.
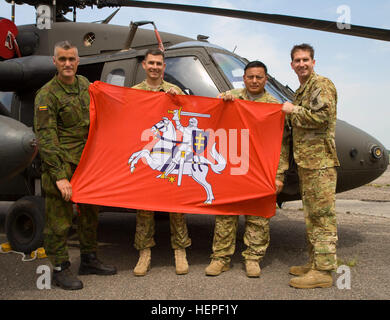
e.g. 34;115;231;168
337;256;358;268
366;183;389;188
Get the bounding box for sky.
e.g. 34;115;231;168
1;0;389;149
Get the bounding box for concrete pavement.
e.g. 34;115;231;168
283;199;390;218
1;200;390;301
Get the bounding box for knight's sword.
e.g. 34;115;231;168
168;108;211;118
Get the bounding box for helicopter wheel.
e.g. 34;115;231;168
5;196;45;254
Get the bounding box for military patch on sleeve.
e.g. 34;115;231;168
39;106;48;111
309;88;324;111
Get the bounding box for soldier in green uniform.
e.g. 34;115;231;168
205;61;284;278
131;48;191;276
34;41;117;290
281;43;340;288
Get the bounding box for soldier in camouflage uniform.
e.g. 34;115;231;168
280;43;340;289
205;61;284;278
34;41;116;290
131;49;191;276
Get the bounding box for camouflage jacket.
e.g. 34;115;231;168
34;75;91;182
132;79;184;94
221;88;279;104
277;72;340;180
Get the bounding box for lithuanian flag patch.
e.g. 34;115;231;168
39;106;48;111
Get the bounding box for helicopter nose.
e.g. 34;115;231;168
335;119;388;193
0;115;38;182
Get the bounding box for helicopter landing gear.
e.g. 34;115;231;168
5;196;45;254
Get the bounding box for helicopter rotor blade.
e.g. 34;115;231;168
97;0;390;42
5;1;390;41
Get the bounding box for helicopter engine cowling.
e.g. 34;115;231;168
15;30;40;57
0;56;55;92
0;115;37;182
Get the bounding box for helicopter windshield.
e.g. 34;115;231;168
212;52;289;103
212;52;245;89
164;56;219;97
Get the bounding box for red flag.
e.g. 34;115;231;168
71;81;284;218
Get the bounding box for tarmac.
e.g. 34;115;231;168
0;170;389;306
283;199;390;218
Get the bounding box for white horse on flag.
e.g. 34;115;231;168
128;117;226;204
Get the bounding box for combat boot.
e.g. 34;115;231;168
79;252;117;275
205;259;230;276
245;260;261;278
174;249;189;275
133;248;151;276
289;269;333;289
289;262;312;276
53;261;83;290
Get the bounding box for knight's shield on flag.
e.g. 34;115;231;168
192;130;209;155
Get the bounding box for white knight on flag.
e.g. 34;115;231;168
160;108;209;184
128;107;226;204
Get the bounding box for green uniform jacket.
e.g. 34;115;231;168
34;75;91;185
277;72;340;180
132;79;184;94
222;88;279;104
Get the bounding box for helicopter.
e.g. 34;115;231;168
0;0;388;253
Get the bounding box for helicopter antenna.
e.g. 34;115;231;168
91;8;120;24
102;8;119;24
11;1;15;23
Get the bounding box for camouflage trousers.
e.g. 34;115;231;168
298;166;338;271
44;194;99;266
211;215;270;264
134;210;191;250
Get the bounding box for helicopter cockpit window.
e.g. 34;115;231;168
106;69;125;87
212;52;288;102
164;56;219;97
0;92;13;115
